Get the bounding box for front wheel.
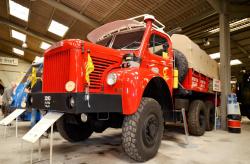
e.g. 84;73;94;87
56;114;93;142
122;97;164;162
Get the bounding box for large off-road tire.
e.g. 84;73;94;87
122;98;164;162
205;101;215;131
56;114;93;142
188;100;206;136
174;49;188;83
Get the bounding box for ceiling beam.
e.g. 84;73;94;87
0;39;41;57
101;0;128;23
231;39;249;55
206;0;222;13
0;17;56;44
40;0;100;28
174;10;217;29
0;49;31;63
194;36;249;57
229;4;250;15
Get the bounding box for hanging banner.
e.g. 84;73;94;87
0;57;18;65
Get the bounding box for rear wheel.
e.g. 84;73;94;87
188;100;206;136
205;101;215;131
56;114;93;142
122;98;164;162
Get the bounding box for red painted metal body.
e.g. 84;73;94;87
42;18;214;115
182;68;210;93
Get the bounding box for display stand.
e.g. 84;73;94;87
181;108;189;145
0;109;25;138
166;107;190;145
214;92;218;130
212;79;221;130
22;112;63;164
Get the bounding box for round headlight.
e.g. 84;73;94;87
107;72;118;86
65;81;75;92
81;113;88;122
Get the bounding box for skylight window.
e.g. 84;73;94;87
9;0;29;21
40;42;51;50
208;18;250;33
230;59;242;66
48;20;69;37
209;53;242;65
11;29;26;42
13;47;24;56
209;52;220;59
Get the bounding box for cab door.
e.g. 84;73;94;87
142;30;173;91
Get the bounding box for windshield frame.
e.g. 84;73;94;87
96;27;145;50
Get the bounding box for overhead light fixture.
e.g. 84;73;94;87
22;42;27;48
13;47;24;56
230;80;237;84
48;20;69;37
208;28;220;33
40;42;51;50
11;29;26;42
203;38;210;46
209;52;220;59
9;0;29;21
208;18;250;33
230;59;242;66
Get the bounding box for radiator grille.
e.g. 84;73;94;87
43;50;70;92
89;56;117;90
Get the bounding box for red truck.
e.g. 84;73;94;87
28;15;217;161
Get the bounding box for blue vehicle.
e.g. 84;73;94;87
10;61;43;121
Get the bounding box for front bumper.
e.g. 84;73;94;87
27;92;122;114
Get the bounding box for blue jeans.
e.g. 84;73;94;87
31;108;39;127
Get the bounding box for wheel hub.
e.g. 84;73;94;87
143;114;159;147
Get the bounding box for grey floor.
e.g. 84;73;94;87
0;116;249;164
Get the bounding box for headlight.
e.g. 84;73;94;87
65;81;75;92
107;72;117;86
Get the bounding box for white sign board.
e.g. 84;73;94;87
0;109;25;125
22;112;64;143
213;79;221;92
227;103;241;115
0;57;18;65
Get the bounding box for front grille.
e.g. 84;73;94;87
43;50;70;93
89;56;118;90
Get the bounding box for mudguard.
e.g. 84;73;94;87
112;67;170;115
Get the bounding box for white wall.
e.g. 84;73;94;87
0;53;31;88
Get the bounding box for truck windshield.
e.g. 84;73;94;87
96;29;145;50
112;30;144;49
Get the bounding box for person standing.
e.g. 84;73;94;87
26;68;42;127
2;82;16;117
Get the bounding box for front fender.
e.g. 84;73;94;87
119;67;158;115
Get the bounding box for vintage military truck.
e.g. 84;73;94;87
28;15;219;161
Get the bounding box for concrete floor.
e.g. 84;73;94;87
0;116;250;164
